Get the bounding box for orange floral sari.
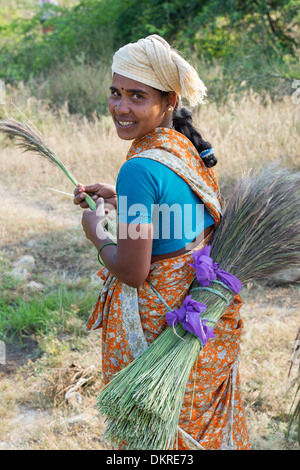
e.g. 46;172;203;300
86;128;251;450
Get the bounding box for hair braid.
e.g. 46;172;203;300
172;105;217;168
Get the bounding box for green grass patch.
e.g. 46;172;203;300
0;282;97;342
0;226;101;343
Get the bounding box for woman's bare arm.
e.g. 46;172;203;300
81;199;153;288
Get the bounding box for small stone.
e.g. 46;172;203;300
65;413;87;426
10;267;31;281
25;281;44;291
13;255;35;269
26;240;37;248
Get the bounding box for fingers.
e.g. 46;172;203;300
73;186;99;208
95;196;105;214
74;183;101;199
74;183;115;210
74;183;99;196
81;183;103;193
74;183;85;197
73;189;86;206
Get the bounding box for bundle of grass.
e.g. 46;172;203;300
97;164;300;450
0;117;96;211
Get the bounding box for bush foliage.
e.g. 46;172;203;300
0;0;299;114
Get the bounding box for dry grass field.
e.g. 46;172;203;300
0;84;299;450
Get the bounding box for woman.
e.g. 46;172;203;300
74;35;251;450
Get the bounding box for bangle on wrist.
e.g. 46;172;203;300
97;242;117;267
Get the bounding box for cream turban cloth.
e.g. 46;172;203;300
111;35;206;107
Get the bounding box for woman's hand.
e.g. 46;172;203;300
82;199;153;288
74;182;117;210
81;198;107;247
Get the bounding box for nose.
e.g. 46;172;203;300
115;97;130;115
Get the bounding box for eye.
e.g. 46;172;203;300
132;93;143;101
110;90;120;98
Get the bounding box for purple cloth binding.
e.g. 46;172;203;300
166;295;215;346
189;245;242;294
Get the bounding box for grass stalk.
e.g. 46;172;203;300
0;117;97;211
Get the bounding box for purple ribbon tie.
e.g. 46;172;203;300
189;245;242;294
166;295;215;346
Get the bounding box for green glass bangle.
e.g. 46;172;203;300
97;242;117;267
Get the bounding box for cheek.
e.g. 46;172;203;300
141;104;164;124
108;97;116;116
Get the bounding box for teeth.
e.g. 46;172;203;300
118;121;134;126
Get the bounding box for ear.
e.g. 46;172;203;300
165;92;177;114
167;92;177;110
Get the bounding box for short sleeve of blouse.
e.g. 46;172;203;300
116;159;159;224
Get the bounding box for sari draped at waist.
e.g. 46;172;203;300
86;234;250;450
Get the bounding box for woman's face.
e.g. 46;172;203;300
108;73;175;140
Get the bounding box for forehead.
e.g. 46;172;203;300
111;73;155;94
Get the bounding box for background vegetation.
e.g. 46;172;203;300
0;0;299;114
0;0;299;451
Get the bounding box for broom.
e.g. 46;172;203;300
0;117;97;211
96;164;300;450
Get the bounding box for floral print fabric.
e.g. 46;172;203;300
85;128;251;450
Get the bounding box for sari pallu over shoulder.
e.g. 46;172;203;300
85;128;251;450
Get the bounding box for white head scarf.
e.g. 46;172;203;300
111;34;206;107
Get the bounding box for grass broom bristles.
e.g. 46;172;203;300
0;117;97;211
96;164;300;450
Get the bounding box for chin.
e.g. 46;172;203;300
113;122;136;140
116;129;136;141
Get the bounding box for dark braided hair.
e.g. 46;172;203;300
172;105;217;168
158;90;217;168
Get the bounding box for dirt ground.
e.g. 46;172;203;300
0;333;109;450
0;281;299;451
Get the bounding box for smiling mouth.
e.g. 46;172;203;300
116;119;135;128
